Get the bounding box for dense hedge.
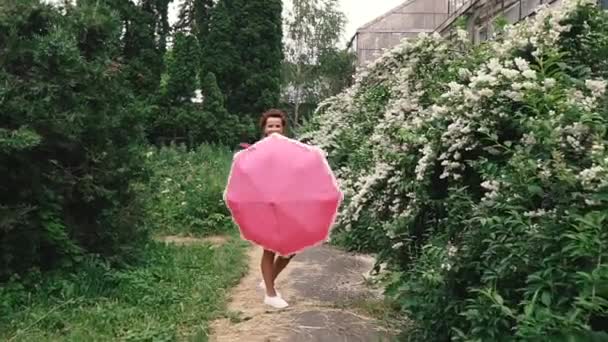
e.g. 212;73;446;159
0;1;147;279
302;1;608;340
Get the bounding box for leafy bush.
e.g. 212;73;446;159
0;0;148;280
301;1;608;340
139;143;236;236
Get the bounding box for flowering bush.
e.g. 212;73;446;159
301;1;608;340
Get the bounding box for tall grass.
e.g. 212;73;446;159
140;143;236;237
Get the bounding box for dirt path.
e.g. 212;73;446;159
210;243;397;342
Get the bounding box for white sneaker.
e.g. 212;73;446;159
264;295;289;309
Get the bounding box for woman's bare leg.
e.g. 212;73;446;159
272;254;294;281
261;249;278;296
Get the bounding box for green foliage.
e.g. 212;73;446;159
0;0;148;279
282;0;351;126
138;144;235;236
559;2;608;79
202;72;226;116
201;72;253;145
120;0;168;97
303;1;608;340
317;48;357;99
154;32;202;144
493;14;509;34
0;127;42;153
175;0;214;42
232;0;283;117
164;32;200;104
0;238;247;340
454;14;470;31
202;0;283;118
200;0;239;102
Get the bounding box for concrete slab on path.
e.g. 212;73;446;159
210;243;397;342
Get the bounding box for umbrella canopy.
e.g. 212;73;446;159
224;133;343;256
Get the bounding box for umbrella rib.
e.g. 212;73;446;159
232;164;269;202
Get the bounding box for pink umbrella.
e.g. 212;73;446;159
224;133;343;256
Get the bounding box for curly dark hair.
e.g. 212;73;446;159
259;108;287;131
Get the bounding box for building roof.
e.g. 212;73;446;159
356;0;420;33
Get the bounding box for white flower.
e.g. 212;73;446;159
470;73;498;88
478;88;494;97
522;81;538;90
456;28;469;42
514;57;530;71
447;244;458;257
481;180;500;192
500;68;520;80
543;78;557;88
487;58;502;74
415;145;435;181
458;68;472;80
585;79;607;97
522;69;537;79
585;199;600;206
524;209;548;218
502;90;524;102
578;166;607;190
392;242;404;249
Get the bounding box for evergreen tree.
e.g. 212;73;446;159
199;72;258;146
165;32;200;104
0;0;147;278
201;72;242;145
203;0;283;118
200;0;241;105
175;0;214;41
201;72;227;116
150;32;202;145
233;0;283;117
121;1;164;97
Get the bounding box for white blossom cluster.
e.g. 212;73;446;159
578;165;608;191
302;0;607;246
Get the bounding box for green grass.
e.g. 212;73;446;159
0;236;248;341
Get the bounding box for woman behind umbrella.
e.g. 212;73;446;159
251;109;293;309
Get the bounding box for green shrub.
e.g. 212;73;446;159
302;1;608;340
0;0;148;280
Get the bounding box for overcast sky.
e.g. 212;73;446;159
167;0;406;47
